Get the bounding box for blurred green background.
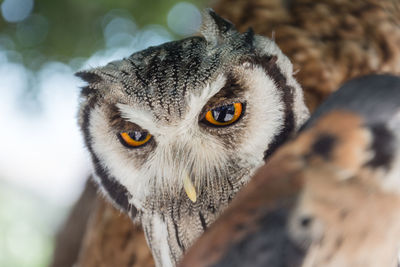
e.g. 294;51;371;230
0;1;207;266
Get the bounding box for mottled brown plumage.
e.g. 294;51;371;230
77;196;155;267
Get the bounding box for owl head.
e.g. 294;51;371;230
77;9;309;218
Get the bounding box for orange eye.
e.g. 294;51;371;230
119;131;152;148
203;103;244;126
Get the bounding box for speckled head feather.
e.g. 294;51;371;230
77;9;308;267
77;10;256;123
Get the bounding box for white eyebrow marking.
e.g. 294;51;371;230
116;103;160;134
183;74;226;124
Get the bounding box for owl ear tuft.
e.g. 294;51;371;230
243;27;255;47
75;71;105;96
75;71;103;84
200;9;237;46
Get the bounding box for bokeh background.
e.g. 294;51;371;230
0;1;207;266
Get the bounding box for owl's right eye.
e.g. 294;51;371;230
118;131;152;148
202;102;244;127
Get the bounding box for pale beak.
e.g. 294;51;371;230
183;174;197;203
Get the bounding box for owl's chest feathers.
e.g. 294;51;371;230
140;173;249;266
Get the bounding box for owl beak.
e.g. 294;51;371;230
183;174;197;203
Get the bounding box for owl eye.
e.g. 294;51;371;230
119;131;152;148
203;103;244;127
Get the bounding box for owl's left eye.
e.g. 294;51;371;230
202;102;244;127
118;131;152;148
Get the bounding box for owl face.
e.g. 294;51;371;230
78;10;308;265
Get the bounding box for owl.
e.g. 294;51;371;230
77;9;309;266
180;74;400;267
